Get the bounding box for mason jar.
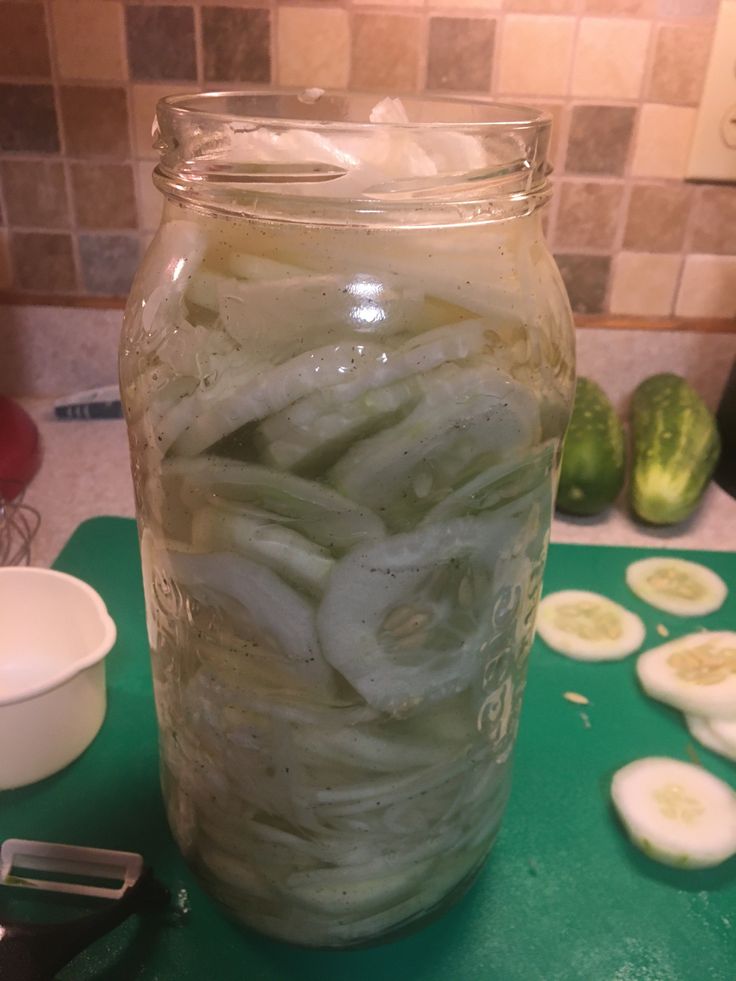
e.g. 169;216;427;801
120;92;575;948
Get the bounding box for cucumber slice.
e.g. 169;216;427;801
316;509;528;714
185;269;230;313
423;443;555;523
330;363;540;528
636;631;736;720
626;557;727;617
253;317;498;474
536;590;645;661
611;756;736;869
191;504;334;596
159;315;496;455
155;317;237;380
221;272;424;340
255;374;422;473
169;549;334;690
328;317;497;403
166;340;389;455
135;219;208;346
166;457;385;552
228;252;306;281
685;715;736;762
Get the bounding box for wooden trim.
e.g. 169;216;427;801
0;292;127;310
0;292;733;334
574;314;736;334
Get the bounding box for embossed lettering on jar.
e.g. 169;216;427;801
119;92;576;948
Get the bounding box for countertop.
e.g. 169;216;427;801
15;398;736;568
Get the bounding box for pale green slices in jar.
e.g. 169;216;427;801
330;362;541;529
318;505;534;714
164;456;386;553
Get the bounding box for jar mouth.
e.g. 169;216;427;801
157;91;550;132
154;90;552;225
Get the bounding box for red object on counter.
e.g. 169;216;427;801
0;397;41;501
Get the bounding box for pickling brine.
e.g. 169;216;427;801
120;93;575;947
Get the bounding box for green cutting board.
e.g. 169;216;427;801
2;517;735;980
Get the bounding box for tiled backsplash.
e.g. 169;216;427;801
0;0;734;317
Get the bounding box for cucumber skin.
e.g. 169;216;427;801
556;378;625;516
630;373;721;526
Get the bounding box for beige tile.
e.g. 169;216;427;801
630;104;696;179
131;83;197;161
136;160;163;231
51;0;126;81
647;23;712;105
676;255;736;318
584;0;655;13
0;230;11;290
555;181;625;250
277;7;349;90
497;15;575;97
571;18;650;99
609;252;681;315
351;15;422;93
658;0;718;17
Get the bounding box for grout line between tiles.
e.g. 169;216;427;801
416;6;430;94
564;8;581;107
194;2;205;88
122;4;146;253
270;0;280;87
675;181;705;312
490;8;503;99
41;0;84;293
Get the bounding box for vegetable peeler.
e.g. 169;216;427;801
0;838;169;981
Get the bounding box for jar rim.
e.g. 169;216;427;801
158;91;551;134
153;91;553;226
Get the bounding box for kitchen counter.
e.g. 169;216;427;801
16;398;736;568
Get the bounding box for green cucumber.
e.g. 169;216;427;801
630;373;720;525
556;378;625;516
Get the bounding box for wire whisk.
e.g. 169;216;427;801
0;489;41;566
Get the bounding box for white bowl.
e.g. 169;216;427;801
0;567;116;790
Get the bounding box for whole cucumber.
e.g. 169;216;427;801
630;373;720;525
557;377;626;516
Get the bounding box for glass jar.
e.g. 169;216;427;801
120;92;575;949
